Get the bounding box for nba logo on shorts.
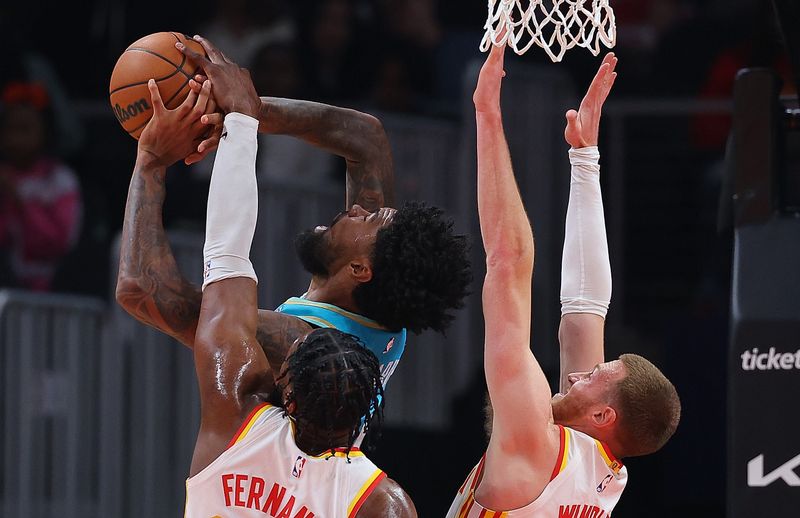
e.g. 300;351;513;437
292;456;306;478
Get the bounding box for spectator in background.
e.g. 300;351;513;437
690;1;796;152
297;0;370;103
0;13;86;161
368;0;441;114
0;82;83;291
198;0;296;68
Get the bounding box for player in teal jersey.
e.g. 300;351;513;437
115;35;472;388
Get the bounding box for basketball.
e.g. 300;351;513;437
109;32;207;140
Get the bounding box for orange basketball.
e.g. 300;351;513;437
109;32;207;140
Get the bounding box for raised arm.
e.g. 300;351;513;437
116;40;316;367
475;43;559;508
256;97;395;210
182;35;395;211
558;54;618;393
115;80;212;346
189;58;272;476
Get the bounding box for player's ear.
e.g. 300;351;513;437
592;406;617;428
349;258;373;284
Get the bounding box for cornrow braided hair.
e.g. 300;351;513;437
276;328;384;459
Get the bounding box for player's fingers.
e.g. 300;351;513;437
488;41;505;67
197;134;220;155
592;62;611;85
584;62;611;103
188;78;203;95
205;96;217;117
185;145;211;165
201;112;224;126
147;79;166;114
194;73;208;83
600;72;618;103
192;35;226;65
176;41;211;70
193;80;211;116
181;82;199;114
565;109;578;122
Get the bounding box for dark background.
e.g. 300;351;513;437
2;0;798;516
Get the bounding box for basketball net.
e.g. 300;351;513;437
480;0;617;62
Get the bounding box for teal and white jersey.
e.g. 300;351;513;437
274;296;407;387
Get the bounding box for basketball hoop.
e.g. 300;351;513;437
480;0;617;63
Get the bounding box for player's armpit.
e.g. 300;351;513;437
356;478;417;518
255;310;314;373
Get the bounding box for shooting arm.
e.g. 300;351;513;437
115;144;202;348
257;98;395;210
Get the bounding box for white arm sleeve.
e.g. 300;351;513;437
560;146;611;318
202;112;259;291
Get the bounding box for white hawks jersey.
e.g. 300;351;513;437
185;403;386;518
446;426;627;518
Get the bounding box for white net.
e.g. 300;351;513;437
480;0;617;62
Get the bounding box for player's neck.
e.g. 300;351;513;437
570;424;624;458
293;422;352;457
305;276;362;314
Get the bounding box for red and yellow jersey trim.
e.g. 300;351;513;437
311;447;366;459
549;425;571;481
458;455;486;495
455;492;476;518
594;440;624;475
454;492;509;518
453;455;509;518
347;468;386;517
227;402;272;449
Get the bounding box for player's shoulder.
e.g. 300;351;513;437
356;477;417;518
256;309;314;342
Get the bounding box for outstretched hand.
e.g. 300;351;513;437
564;53;617;149
137;78;216;168
176;35;261;164
473;41;506;114
177;35;261;118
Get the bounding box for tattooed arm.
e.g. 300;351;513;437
257;98;396;210
115;79;209;346
182;36;395;209
253;97;394;210
115;159;313;368
116;100;389;355
115;161;202;347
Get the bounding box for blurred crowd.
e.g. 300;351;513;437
0;0;796;297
